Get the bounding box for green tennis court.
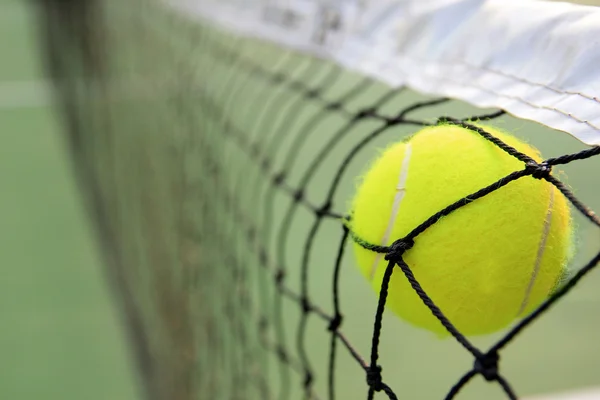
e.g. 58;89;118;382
2;0;600;399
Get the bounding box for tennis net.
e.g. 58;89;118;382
35;0;600;399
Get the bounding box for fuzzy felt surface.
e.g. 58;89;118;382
351;124;572;337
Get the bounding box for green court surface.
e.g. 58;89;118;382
0;1;140;399
2;1;600;400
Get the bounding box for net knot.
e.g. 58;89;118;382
259;248;268;267
275;269;286;286
306;89;320;99
261;158;270;171
356;107;375;119
273;172;286;185
436;116;455;124
259;316;268;331
366;365;383;391
327;102;342;111
272;73;285;84
328;314;343;332
385;238;415;261
301;297;311;313
247;227;256;241
294;190;304;202
474;351;499;381
276;346;288;363
316;201;332;217
525;161;551;180
304;372;313;388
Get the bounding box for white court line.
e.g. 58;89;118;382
0;80;52;110
524;387;600;400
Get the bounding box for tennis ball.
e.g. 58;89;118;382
350;124;572;337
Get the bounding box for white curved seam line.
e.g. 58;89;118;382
518;186;555;315
369;144;412;281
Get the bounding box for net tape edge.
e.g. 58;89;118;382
167;0;600;146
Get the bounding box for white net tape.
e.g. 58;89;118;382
170;0;600;146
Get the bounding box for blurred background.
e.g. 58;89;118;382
2;1;600;400
0;0;140;399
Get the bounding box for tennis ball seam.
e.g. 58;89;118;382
518;185;555;315
366;128;556;319
368;142;412;281
350;124;572;336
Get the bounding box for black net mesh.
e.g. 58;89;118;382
35;0;600;399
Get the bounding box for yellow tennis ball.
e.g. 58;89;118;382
350;124;572;337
